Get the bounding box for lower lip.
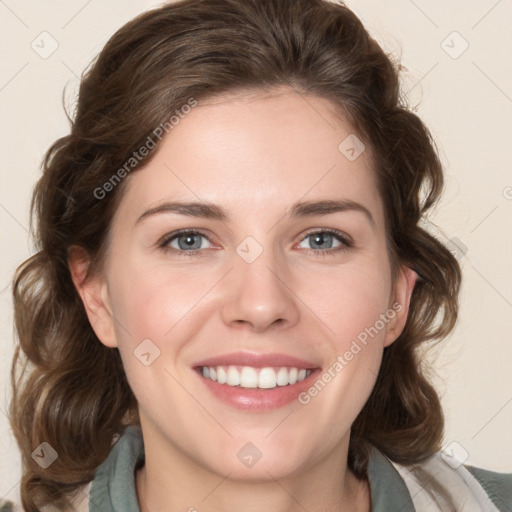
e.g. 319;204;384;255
195;368;321;411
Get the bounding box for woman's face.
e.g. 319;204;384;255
75;86;416;480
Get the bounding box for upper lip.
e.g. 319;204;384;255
193;351;320;369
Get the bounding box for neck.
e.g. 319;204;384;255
135;423;371;512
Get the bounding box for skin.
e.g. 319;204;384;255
70;86;417;512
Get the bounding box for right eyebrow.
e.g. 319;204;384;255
135;201;229;225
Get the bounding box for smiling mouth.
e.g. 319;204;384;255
198;365;313;389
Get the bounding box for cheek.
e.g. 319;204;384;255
298;256;392;347
105;262;206;409
108;259;216;342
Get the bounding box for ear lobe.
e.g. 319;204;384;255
383;266;418;348
67;245;118;348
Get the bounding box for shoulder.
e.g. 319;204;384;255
0;426;143;512
388;449;512;512
0;481;93;512
465;463;512;511
0;500;21;512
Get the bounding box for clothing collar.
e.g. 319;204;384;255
367;446;415;510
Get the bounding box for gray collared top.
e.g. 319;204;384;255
86;425;511;512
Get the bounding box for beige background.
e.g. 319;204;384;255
1;0;511;504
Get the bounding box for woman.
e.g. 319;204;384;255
7;0;511;510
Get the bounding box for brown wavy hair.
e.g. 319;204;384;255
9;0;461;509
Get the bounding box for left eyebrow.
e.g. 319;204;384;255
288;199;375;229
135;198;375;229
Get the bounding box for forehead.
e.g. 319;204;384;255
116;87;383;228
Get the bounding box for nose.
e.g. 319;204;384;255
220;248;300;333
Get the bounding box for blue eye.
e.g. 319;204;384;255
300;232;339;250
298;229;352;255
160;230;212;254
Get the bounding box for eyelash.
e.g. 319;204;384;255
157;228;353;258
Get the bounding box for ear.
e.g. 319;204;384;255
383;265;418;348
67;245;118;348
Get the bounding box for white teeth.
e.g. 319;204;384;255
202;365;312;389
240;367;258;388
227;366;240;386
258;367;277;389
217;367;227;384
276;367;289;386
